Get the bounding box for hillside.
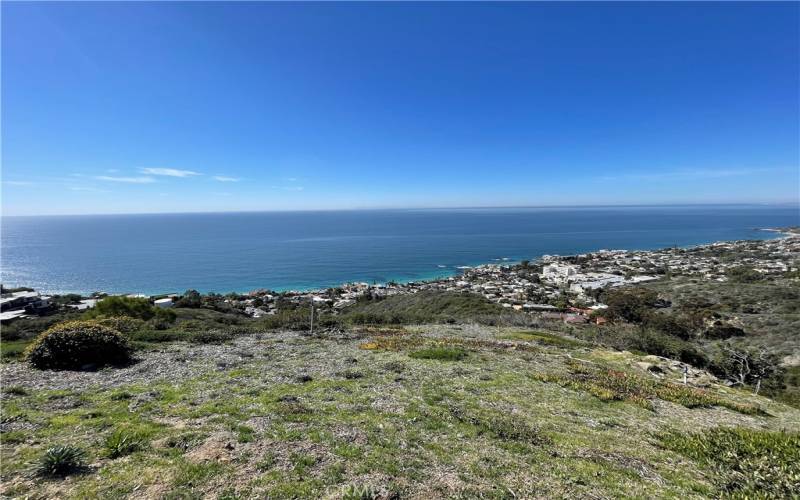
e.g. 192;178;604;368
2;324;798;499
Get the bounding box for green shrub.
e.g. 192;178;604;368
582;326;709;368
187;331;234;344
342;291;508;325
659;427;800;498
104;430;144;458
32;445;87;477
642;313;691;339
84;296;176;323
704;325;746;340
175;289;203;308
24;320;131;370
409;347;467;361
3;385;27;396
91;316;146;334
603;288;659;323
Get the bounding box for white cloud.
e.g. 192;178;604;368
141;168;201;177
271;185;305;192
286;177;298;182
94;176;156;184
69;186;109;193
213;176;240;182
4;181;33;186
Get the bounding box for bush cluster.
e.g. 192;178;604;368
84;296;176;323
24;320;132;370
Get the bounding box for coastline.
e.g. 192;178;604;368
2;227;796;297
244;228;798;296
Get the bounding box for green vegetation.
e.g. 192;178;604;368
84;296;176;324
501;330;587;348
409;346;467;361
0;339;31;362
91;316;146;334
659;428;800;498
32;446;87;477
341;291;516;325
103;430;146;458
534;360;762;414
341;484;380;500
24;320;132;370
1;321;796;498
725;265;765;283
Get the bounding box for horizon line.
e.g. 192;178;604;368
2;201;799;218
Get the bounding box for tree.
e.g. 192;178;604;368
176;289;202;308
712;345;783;394
84;296;176;323
603;288;659;323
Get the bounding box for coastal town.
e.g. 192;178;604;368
3;230;798;326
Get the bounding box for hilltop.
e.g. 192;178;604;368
1;234;799;498
2;324;798;499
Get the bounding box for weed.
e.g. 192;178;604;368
256;452;277;472
339;369;364;380
32;445;87;477
448;405;549;445
4;385;28;396
104;430;144;458
232;424;256;443
289;452;317;475
659;427;800;498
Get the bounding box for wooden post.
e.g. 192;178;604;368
310;297;314;335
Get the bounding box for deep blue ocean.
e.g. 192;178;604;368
1;206;798;295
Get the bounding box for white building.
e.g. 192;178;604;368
542;264;578;284
154;298;174;308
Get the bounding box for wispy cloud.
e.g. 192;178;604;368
286;177;298;182
598;167;794;182
141;168;201;178
213;176;240;182
69;186;109;193
271;185;305;192
94;176;156;184
4;181;34;186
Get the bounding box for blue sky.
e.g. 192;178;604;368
2;2;798;215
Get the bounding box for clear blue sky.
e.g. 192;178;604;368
2;2;798;215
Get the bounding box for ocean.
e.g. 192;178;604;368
1;205;797;295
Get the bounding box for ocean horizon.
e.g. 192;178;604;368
2;205;798;296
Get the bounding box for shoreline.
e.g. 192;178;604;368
2;228;796;298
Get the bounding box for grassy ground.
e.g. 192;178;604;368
2;324;798;499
